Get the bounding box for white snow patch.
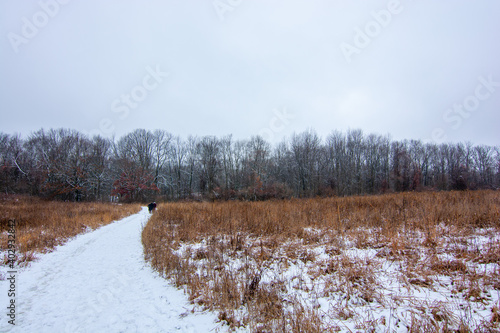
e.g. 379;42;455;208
0;207;225;333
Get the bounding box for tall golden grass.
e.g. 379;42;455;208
142;190;500;331
0;194;141;265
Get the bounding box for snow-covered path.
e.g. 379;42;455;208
0;207;219;333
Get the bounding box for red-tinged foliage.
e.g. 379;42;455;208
111;167;159;202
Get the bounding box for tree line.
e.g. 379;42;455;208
1;128;499;202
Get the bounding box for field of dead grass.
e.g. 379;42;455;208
142;190;500;332
0;194;141;266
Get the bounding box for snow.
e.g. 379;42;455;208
2;206;499;331
0;207;224;333
173;230;500;331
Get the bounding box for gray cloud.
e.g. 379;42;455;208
1;0;499;145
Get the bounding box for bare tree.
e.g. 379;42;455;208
25;129;92;200
168;136;188;199
198;136;221;195
474;145;494;188
87;135;112;201
246;136;271;185
2;127;499;201
151;129;172;188
291;130;321;196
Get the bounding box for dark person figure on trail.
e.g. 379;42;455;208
148;202;157;213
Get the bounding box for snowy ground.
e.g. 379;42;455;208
170;227;500;331
0;207;224;333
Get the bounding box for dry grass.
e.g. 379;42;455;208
0;194;141;266
142;190;500;332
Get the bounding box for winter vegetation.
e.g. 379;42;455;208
0;194;140;265
1;127;499;332
142;190;500;331
1;128;499;202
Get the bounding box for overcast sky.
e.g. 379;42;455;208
1;0;499;146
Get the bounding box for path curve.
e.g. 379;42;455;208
1;207;219;333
